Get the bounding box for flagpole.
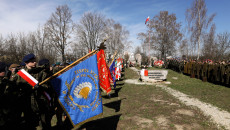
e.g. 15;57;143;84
39;38;108;86
39;50;98;86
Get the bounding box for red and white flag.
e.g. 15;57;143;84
145;16;150;24
115;66;121;80
17;69;38;87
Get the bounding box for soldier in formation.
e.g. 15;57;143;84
0;54;72;129
165;58;230;87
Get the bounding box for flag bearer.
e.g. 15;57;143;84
11;53;51;129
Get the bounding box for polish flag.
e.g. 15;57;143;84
17;69;38;87
145;16;150;24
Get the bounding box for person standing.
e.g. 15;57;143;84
11;53;51;129
0;62;22;129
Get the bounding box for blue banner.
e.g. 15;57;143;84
51;54;102;126
109;60;116;88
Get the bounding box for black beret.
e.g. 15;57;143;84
38;59;49;66
20;62;25;66
0;62;6;72
23;53;35;62
7;63;13;67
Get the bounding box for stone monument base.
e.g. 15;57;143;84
140;69;168;83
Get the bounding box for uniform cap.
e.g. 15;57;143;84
38;59;49;66
20;62;26;66
0;62;6;72
23;53;35;62
9;64;20;69
56;62;61;65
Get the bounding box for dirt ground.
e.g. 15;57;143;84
37;67;228;130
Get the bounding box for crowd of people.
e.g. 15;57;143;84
0;53;72;130
164;58;230;86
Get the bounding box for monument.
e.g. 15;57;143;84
140;69;168;83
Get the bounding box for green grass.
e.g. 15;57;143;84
123;68;140;79
146;67;230;113
39;67;225;129
93;68;219;129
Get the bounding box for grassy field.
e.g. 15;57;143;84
75;67;221;130
147;67;230;113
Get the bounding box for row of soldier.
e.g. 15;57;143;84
0;53;73;130
164;58;230;86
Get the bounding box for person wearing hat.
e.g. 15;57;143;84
0;62;22;129
38;58;55;129
9;64;20;79
225;61;230;86
11;53;51;129
53;61;62;75
0;62;9;129
20;62;26;69
0;62;7;96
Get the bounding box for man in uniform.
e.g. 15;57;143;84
220;61;226;85
0;62;22;129
196;61;201;79
202;60;208;82
207;61;214;82
187;60;192;75
0;62;8;129
184;60;188;74
190;60;195;78
9;64;20;79
12;53;51;129
225;61;230;86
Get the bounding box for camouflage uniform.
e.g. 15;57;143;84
187;61;192;75
220;63;226;84
196;62;201;79
12;66;51;129
225;64;230;85
184;61;188;74
179;61;184;73
207;63;213;82
202;62;208;80
0;76;21;129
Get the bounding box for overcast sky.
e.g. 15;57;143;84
0;0;230;52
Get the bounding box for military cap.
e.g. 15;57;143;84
9;64;20;69
23;53;36;62
56;62;61;65
7;63;13;67
38;59;49;66
0;62;6;72
20;62;26;66
64;62;70;66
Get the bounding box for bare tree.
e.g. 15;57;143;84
17;33;28;60
179;39;189;58
0;35;5;57
186;0;215;60
103;19;130;55
32;25;58;63
216;32;230;59
202;24;217;59
137;32;149;54
34;26;48;59
5;34;21;63
45;5;73;63
124;53;130;62
148;11;182;59
75;12;105;53
134;46;142;55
